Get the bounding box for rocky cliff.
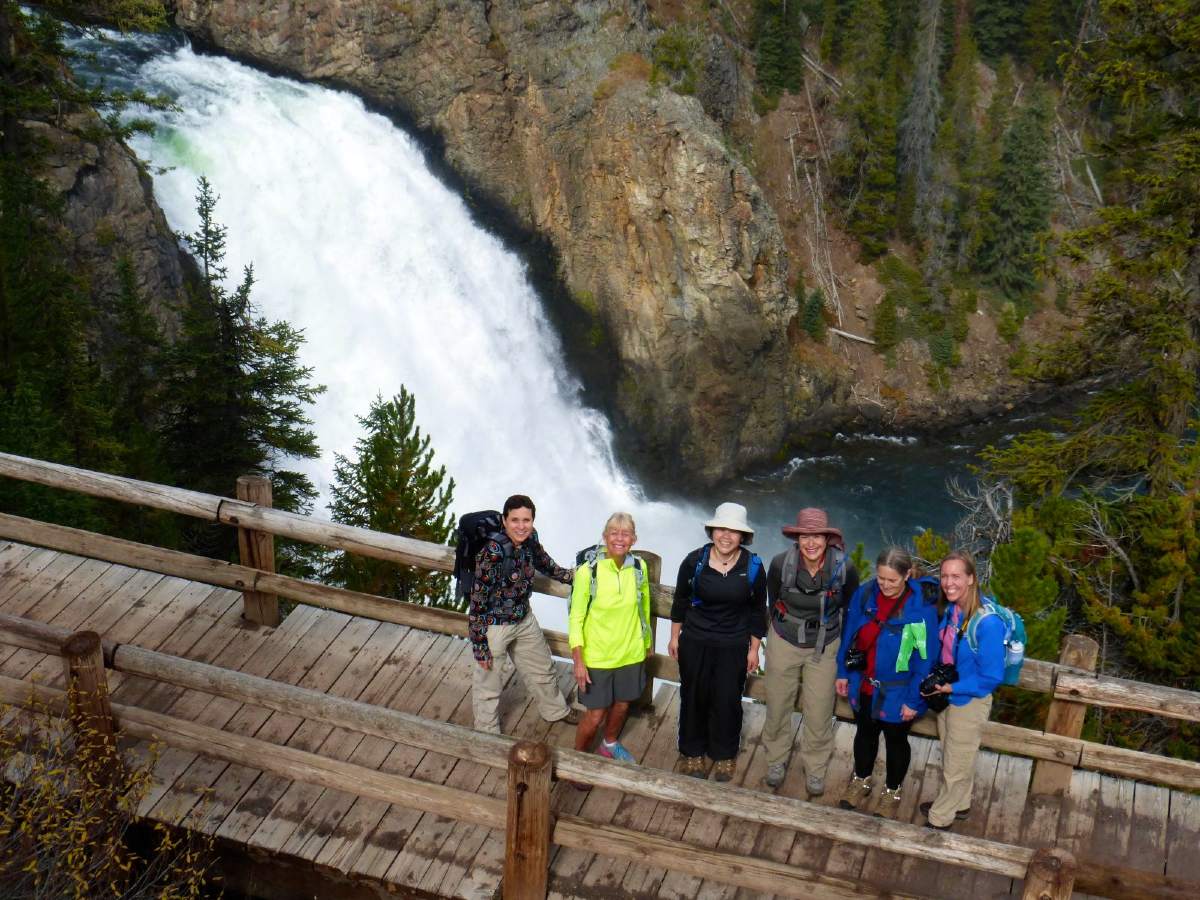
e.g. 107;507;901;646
170;0;810;485
35;113;187;349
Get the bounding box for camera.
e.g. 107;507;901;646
844;647;867;672
919;663;958;713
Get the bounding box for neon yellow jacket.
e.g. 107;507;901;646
568;555;652;669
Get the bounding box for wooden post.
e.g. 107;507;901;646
503;740;553;900
1030;633;1100;796
236;474;279;626
636;550;662;711
1021;847;1077;900
61;630;119;775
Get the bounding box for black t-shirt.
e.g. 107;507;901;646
671;545;769;646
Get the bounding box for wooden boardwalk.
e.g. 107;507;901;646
2;539;1198;899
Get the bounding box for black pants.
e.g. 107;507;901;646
678;634;748;761
853;689;913;789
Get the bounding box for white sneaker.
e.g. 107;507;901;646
765;762;787;788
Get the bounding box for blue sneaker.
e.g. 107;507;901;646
596;741;635;763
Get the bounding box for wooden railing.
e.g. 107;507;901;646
3;451;1200;898
0;451;1197;794
1;612;1093;899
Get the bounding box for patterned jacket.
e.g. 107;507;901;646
468;529;572;663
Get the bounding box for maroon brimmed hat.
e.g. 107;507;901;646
781;507;844;547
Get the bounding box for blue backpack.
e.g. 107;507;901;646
965;597;1027;686
691;545;763;606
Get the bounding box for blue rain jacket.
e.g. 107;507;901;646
837;577;940;722
939;597;1007;705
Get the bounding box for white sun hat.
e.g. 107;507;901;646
704;502;754;545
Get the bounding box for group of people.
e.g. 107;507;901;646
466;494;1006;830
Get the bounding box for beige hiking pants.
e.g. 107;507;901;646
472;613;571;734
928;693;994;827
761;633;841;778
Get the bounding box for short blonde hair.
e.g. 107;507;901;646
603;511;636;538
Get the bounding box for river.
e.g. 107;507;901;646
70;29;1034;629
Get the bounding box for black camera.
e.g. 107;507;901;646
844;647;867;672
919;663;958;712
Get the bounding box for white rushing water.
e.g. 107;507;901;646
105;39;705;627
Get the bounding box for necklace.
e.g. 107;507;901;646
710;549;738;572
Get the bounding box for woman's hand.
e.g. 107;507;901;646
900;704;918;721
746;644;761;674
835;678;849;698
668;634;679;659
935;682;953;694
573;657;591;693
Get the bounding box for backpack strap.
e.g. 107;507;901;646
691;545;711;607
964;599;1000;652
584;554;650;641
747;552;763;587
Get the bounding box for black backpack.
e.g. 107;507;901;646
453;510;515;602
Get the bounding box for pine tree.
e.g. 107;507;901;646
981;0;1200;749
978;92;1053;302
898;0;944;235
162;177;324;557
834;0;899;260
972;0;1030;63
872;292;899;351
326;390;458;609
801;288;827;340
753;0;805;98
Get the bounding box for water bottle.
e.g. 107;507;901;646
1005;640;1025;668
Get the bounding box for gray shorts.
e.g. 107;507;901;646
579;661;646;709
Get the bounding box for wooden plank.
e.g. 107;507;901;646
577;692;709;899
1032;635;1100;796
0;541;38;577
547;686;676;897
895;732;946;892
0;453;221;519
1080;742;1200;791
387;650;566;891
1058;767;1103;900
1056;671;1200;724
305;629;448;871
732;705;806;900
0;548;86;616
167;612;370;836
856;735;935;889
270;622;414;858
1165;789;1200;882
136;606;335;817
1126;782;1171;876
429;663;576;898
1085;774;1135;880
821;721;878;884
972;753;1033;898
924;750;1001;899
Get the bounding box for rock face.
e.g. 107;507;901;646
172;0;803;484
34;116;187;348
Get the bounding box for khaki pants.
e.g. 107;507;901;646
761;633;840;778
928;694;993;827
472;613;571;734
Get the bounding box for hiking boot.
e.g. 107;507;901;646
875;786;903;820
919;801;970;821
838;775;873;810
679;755;707;778
806;774;826;797
764;762;787;789
596;741;636;763
555;708;582;726
711;759;736;783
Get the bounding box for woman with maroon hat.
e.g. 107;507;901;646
761;508;859;794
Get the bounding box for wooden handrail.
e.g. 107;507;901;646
0;451;1112;694
1055;671;1200;723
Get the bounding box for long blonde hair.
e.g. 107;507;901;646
940;549;980;627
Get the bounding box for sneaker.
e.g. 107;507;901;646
764;762;787;788
596;741;636;763
838;774;873;810
711;759;736;782
919;801;970;821
875;786;903;819
806;774;826;797
680;755;707;778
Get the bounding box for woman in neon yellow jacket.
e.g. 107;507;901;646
569;511;653;766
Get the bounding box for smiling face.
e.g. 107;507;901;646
940;558;976;609
710;527;744;556
502;506;535;547
603;522;636;562
876;564;905;599
797;533;828;566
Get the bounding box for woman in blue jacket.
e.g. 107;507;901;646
919;549;1006;830
835;547;938;818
